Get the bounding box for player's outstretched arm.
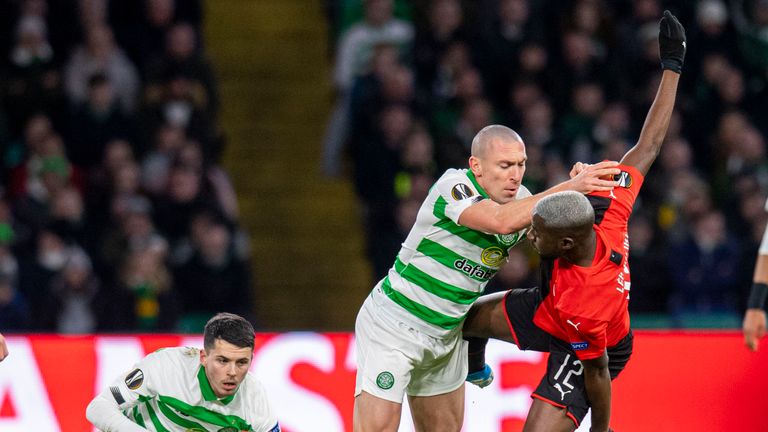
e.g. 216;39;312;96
459;161;620;234
744;241;768;351
620;10;685;176
582;352;612;432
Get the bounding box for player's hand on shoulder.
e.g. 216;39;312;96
569;162;590;179
466;364;494;388
743;308;767;351
568;160;620;193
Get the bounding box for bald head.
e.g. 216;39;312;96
471;125;523;158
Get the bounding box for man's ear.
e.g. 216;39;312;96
469;155;481;176
199;348;207;366
560;237;575;251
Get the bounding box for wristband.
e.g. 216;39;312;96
747;282;768;310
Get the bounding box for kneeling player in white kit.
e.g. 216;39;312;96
87;312;279;432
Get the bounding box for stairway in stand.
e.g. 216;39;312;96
204;0;372;330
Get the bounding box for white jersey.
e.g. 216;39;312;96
373;168;531;337
87;347;279;432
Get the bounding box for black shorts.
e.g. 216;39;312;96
503;288;634;427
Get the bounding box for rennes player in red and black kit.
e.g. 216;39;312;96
461;10;686;432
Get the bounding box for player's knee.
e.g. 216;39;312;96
353;392;402;432
412;411;462;432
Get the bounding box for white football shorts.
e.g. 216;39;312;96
354;286;468;403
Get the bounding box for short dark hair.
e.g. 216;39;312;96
203;313;255;351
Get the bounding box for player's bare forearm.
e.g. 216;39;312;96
458;161;619;234
621;11;685;176
744;253;768;350
583;353;612;432
620;70;680;176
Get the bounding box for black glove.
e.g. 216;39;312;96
659;10;686;73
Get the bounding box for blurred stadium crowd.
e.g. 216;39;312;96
0;0;255;332
324;0;768;327
1;0;766;333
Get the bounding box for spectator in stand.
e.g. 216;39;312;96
431;66;485;144
13;153;76;240
175;140;240;221
412;0;465;94
668;210;742;322
114;237;177;330
2;12;66;130
145;22;219;122
17;227;73;327
472;0;542;108
355;104;414;279
97;194;151;274
67;73;133;170
323;0;414;176
173;211;254;322
152;161;222;249
63;23;140;114
3;113;53;191
140;124;187;194
627;212;671;314
48;186;90;249
109;0;200;69
437;97;494;171
138;71;214;148
41;247;102;333
557;81;606;163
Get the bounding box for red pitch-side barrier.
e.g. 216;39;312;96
0;331;765;431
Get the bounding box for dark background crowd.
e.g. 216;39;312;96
0;0;254;332
324;0;768;327
0;0;765;333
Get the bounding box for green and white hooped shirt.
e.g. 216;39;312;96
373;168;531;337
95;347;279;432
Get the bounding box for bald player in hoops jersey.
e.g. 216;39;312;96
87;313;280;432
462;10;686;432
353;123;621;431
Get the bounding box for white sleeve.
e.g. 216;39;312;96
246;377;280;432
86;392;148;431
85;350;168;431
433;170;485;225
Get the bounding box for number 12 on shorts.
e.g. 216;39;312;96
552;354;583;401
